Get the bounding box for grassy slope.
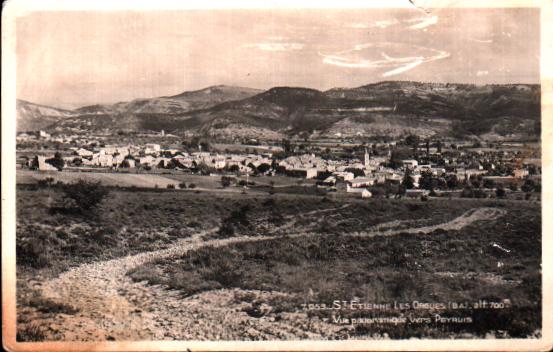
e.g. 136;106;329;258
129;199;541;338
16;186;541;339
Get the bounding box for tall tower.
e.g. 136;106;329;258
364;148;370;168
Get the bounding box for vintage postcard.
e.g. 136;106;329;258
2;0;552;351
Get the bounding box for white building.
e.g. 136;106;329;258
350;176;375;188
37;156;58;171
76;148;94;157
145;143;161;155
402;160;418;169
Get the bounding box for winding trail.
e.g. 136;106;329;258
37;207;505;341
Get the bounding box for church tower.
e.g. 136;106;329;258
364;148;370;168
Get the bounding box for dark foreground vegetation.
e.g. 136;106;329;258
16;183;541;339
129;200;541;339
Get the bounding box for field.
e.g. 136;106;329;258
17;170;180;189
15;182;541;341
17;170;314;194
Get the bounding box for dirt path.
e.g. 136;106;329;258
36;207;505;341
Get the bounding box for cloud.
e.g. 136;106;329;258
382;59;424;77
244;42;304;52
345;19;399;29
343;15;437;31
468;37;493;43
320;42;449;77
476;70;489;77
406;15;438;30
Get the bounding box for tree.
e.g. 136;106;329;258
447;175;459;189
401;169;414;189
419;171;434;190
282;139;292;152
345;167;364;177
257;163;271;174
120;159;131;168
221;176;233;188
196;162;214;175
227;164;240;173
62;180;109;212
521;180;535;193
46;152;65;171
199;141;210;152
247;162;258;174
483;179;495;189
496;187;506;198
405;134;420;148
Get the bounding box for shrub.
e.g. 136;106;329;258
28;295;79;314
166;184;175;189
217;222;235;238
221;176;233;188
188;183;196;189
62;179;110;212
17;323;46;342
90;226;118;245
179;182;187;189
17;240;51;268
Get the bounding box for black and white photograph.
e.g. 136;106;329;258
2;0;552;351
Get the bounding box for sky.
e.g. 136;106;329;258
16;8;540;109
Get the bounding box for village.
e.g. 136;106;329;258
16;129;541;200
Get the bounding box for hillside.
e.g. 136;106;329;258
16;100;76;131
190;82;540;140
22;82;541;140
18;86;262;132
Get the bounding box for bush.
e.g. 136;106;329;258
188;183;196;189
217;223;235;238
62;179;110;212
17;323;46;342
90;226;118;245
221;176;233;188
166;184;175;189
17;240;51;268
179;182;187;189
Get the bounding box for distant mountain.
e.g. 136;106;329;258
22;82;541;141
16;100;76;131
17;85;262;132
167;85;263;109
184;82;541;140
74;85;264;117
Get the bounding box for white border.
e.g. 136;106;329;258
2;0;552;351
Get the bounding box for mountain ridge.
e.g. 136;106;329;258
16;81;541;141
